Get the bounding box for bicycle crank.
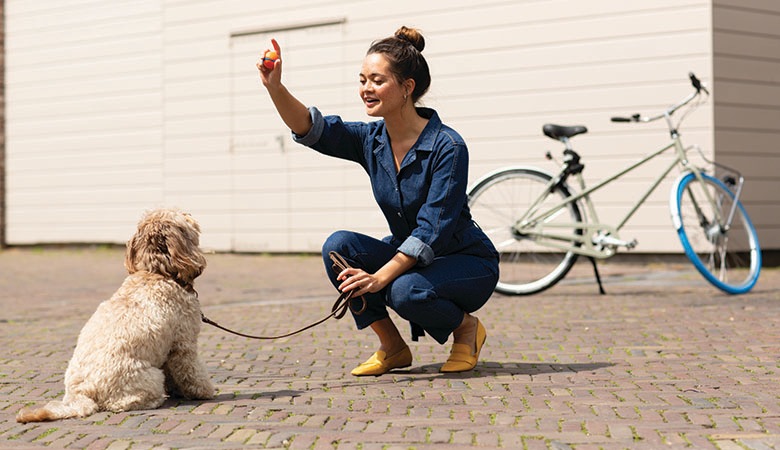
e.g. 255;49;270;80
593;233;638;250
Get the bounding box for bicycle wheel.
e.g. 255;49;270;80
468;167;583;295
671;172;761;294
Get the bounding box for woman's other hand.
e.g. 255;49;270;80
337;253;417;297
337;268;385;297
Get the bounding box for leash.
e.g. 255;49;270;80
200;251;366;340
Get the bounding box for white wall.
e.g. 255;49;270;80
8;0;771;255
5;0;164;243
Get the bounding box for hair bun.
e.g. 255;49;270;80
395;26;425;52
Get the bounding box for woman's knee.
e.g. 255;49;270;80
387;274;434;316
321;230;357;256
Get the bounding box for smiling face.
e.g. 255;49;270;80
359;53;411;118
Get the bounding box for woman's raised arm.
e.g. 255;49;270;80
257;39;312;137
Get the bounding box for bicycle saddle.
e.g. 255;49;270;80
543;124;588;140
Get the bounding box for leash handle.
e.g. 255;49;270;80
329;251;367;315
201;252;366;340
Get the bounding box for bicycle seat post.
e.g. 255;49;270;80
561;136;573;151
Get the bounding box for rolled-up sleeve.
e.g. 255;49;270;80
291;107;325;147
290;107;369;164
397;235;435;266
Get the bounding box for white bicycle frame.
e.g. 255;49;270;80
505;90;744;259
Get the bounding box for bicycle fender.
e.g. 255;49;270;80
668;171;693;231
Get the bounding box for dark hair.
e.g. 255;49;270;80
367;26;431;102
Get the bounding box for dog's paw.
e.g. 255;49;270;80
200;384;216;400
186;382;215;400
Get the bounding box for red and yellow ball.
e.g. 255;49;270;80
262;50;279;70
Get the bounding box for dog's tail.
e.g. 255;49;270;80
16;395;99;423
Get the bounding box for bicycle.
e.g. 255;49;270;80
467;73;761;296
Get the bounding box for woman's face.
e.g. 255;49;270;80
359;53;408;117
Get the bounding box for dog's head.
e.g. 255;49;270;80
124;208;207;285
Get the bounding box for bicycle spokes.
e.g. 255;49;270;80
672;172;760;294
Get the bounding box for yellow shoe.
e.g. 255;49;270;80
440;318;486;373
351;346;413;376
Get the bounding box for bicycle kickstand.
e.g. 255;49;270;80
588;257;606;295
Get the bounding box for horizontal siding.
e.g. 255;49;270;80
4;0;164;245
17;0;774;255
181;0;714;252
713;0;780;251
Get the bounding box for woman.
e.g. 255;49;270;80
257;27;499;376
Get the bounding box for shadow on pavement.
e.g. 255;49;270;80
413;362;616;377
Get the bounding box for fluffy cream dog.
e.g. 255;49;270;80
17;208;215;423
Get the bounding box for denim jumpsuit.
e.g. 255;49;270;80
293;106;499;344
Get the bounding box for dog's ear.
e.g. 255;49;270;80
125;210;207;283
125;232;140;274
165;213;207;284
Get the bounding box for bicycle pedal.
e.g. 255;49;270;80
594;234;638;249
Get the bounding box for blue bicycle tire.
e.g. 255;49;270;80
671;172;761;294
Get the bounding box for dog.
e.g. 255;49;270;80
16;208;215;423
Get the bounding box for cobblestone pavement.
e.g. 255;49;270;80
1;247;779;449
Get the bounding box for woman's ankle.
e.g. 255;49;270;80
455;313;476;333
378;338;408;355
370;318;408;355
452;314;477;350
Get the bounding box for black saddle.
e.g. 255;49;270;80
543;124;588;140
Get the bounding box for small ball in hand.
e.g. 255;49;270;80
263;50;279;70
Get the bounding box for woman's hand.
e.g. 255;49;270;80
336;252;417;297
337;268;385;297
255;38;312;136
257;39;282;89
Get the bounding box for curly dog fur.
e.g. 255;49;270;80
17;208;215;423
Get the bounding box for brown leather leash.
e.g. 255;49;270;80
200;251;366;340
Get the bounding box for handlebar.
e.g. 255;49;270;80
610;114;640;123
611;72;708;124
689;72;709;95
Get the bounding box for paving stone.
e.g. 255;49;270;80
2;248;780;448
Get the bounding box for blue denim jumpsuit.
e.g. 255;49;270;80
293;106;499;344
